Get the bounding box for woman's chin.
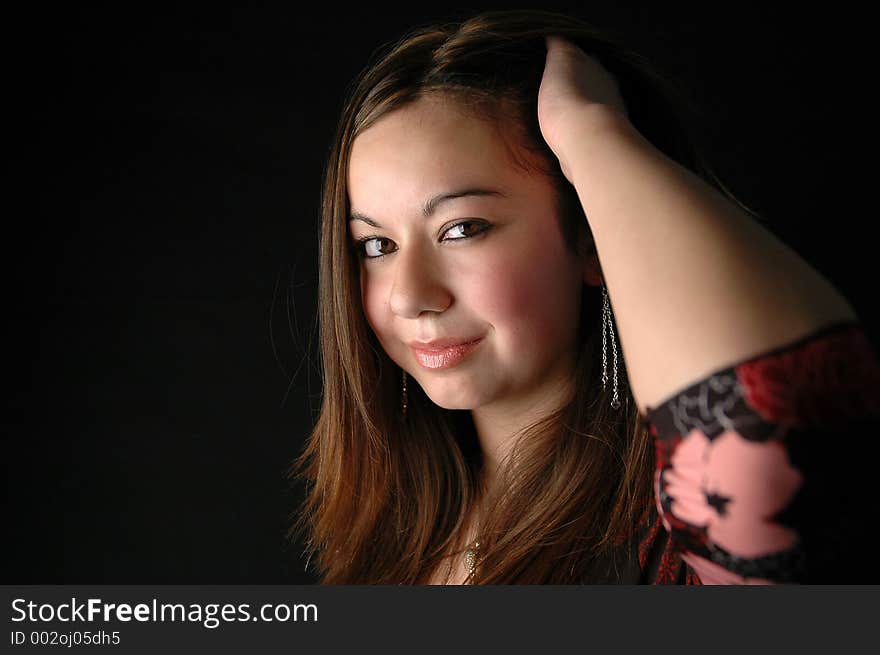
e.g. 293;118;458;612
419;384;481;411
430;398;477;411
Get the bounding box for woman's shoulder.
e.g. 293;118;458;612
632;505;701;585
575;505;699;584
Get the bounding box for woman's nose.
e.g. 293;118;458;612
388;245;452;319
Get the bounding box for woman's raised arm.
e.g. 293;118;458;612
540;37;879;583
567;105;857;414
539;36;858;415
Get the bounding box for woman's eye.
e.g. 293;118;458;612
442;220;487;240
361;237;396;259
354;220;490;261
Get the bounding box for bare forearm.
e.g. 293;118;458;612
567;106;858;415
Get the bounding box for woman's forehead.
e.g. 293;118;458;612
351;98;505;172
348;96;539;213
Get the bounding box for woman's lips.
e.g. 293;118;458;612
409;338;484;370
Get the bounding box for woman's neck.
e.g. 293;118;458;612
470;356;577;482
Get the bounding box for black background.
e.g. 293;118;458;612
6;4;874;583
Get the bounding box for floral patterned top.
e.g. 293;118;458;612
631;320;880;584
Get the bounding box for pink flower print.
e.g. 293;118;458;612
662;427;803;559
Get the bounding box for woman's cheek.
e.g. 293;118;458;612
485;252;581;347
361;277;393;344
477;251;560;318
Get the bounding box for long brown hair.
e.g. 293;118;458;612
288;9;763;584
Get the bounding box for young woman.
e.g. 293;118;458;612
290;9;879;584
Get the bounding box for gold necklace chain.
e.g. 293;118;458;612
463;539;481;580
442;538;480;584
445;480;488;584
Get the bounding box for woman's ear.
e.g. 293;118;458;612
582;251;604;287
576;228;604;286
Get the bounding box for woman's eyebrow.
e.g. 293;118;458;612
348;187;507;228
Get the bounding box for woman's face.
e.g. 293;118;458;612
347;94;599;412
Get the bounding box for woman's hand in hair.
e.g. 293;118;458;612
538;35;630;182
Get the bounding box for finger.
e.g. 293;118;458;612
544;35;569;51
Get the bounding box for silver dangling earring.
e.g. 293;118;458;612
401;370;408;416
601;284;621;410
